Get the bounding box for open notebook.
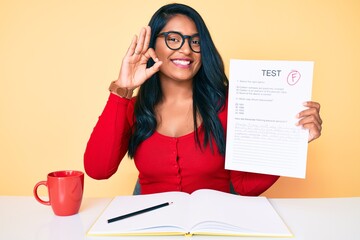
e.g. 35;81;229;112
87;189;292;237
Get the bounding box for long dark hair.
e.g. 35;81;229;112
128;3;228;157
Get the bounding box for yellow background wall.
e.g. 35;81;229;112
1;0;359;198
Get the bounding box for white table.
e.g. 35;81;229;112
0;196;359;240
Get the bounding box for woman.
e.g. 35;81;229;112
84;3;322;195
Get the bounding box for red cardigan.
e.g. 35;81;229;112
84;93;279;196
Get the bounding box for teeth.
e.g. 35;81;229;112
173;60;190;65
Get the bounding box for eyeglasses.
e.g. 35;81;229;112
157;31;201;53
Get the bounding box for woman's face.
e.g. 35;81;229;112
155;14;202;83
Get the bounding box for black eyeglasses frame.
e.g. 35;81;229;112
157;31;201;53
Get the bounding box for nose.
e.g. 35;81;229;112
178;38;192;54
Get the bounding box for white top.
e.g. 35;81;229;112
0;196;359;240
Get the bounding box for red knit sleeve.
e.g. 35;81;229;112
84;93;135;180
230;171;280;196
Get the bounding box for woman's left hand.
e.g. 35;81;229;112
296;101;323;142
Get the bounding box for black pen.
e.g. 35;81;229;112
107;202;173;223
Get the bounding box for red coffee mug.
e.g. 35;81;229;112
33;170;84;216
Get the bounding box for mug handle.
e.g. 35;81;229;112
33;181;51;206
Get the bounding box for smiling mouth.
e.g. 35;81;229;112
172;59;191;66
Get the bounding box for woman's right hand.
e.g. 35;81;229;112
116;26;162;90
